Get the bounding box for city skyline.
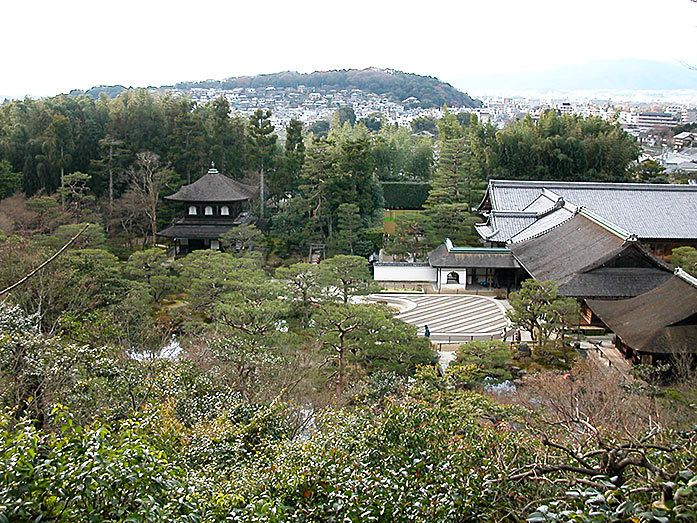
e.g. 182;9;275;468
3;0;696;98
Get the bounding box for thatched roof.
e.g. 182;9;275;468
588;270;697;354
166;167;258;203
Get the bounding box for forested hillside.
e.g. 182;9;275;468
174;68;481;109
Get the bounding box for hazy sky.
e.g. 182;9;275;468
3;0;696;97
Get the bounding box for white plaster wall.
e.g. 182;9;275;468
374;265;437;282
438;268;467;288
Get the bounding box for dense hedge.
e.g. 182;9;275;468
382;182;431;210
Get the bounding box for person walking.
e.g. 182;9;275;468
424;325;430;338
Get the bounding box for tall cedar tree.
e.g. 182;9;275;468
248;109;277;218
422;109;482;248
276;118;305;198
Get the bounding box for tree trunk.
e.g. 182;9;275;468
259;162;265;219
107;142;114;232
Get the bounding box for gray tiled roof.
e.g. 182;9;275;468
478;191;578;244
481;179;697;240
475;212;537;242
508;205;576;243
166;168;258;202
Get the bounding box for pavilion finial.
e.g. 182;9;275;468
208;161;219;174
211;161;215;168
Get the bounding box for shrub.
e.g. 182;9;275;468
452;340;513;383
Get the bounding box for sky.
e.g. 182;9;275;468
2;0;696;98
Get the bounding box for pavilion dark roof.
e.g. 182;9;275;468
157;213;256;240
428;243;520;269
157;223;236;240
510;213;626;282
587;271;697;354
558;268;673;299
509;212;673;299
166;168;258;202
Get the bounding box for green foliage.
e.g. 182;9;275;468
372;125;433;181
0;409;207;521
381;181;431;209
307;119;330;137
526;447;697;522
248;109;277;177
270;130;384;255
507;279;580;347
275;262;321;322
312;302;436;393
271;118;305;198
334;106;357;127
328;202;361;255
318;254;378;303
670;246;697;277
173;250;265;311
385;212;429;261
453;340;513;383
124;247;174;301
631;159;666;182
219;223;265;259
421;203;482;249
486;111;640;182
39;222;108;250
0;160;22;200
411;115;439;135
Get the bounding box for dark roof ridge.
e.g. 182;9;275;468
166;168;258;202
576;241;673;275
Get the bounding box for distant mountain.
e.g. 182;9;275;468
173;68;481;109
455;59;697;93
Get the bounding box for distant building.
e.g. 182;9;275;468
621;111;680;129
557;102;573;115
157;165;258;257
674;131;695;149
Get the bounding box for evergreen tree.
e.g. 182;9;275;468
271;118;304;199
422;110;483;248
248;109;277;218
330;203;361;255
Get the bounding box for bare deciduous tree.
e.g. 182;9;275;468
127;152;174;246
